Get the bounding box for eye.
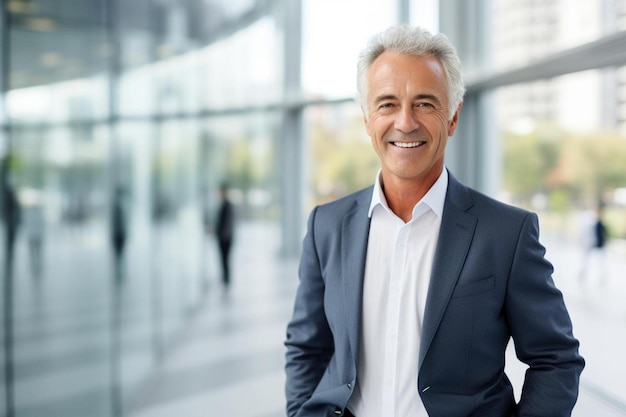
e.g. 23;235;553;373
378;102;394;109
416;102;437;113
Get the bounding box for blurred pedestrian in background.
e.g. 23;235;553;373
579;201;609;284
215;183;235;287
111;186;129;282
23;190;45;278
2;178;21;266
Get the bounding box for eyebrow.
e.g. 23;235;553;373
414;93;443;105
373;94;397;105
373;93;443;106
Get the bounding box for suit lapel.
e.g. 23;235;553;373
419;175;477;368
341;188;372;367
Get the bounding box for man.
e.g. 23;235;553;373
285;25;584;417
215;183;235;286
579;202;608;283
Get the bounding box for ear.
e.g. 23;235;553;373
447;102;462;136
362;108;373;137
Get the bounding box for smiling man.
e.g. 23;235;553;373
285;25;584;417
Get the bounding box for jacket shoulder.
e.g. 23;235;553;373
467;188;530;218
447;174;527;216
314;186;373;219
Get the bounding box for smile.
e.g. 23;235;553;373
392;141;426;148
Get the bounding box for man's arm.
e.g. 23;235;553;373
285;207;335;417
507;213;585;416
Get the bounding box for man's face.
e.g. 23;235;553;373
364;51;460;188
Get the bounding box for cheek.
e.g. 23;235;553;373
366;114;387;138
430;114;453;139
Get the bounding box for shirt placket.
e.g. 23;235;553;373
381;222;410;415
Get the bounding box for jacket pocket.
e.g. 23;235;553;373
451;276;495;298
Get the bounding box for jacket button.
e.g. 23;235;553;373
347;382;352;389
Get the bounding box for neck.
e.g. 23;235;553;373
380;169;442;223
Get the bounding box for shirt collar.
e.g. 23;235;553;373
368;168;448;219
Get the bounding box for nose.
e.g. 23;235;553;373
394;105;419;133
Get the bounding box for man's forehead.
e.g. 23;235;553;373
366;53;448;101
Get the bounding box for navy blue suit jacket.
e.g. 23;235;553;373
285;173;584;417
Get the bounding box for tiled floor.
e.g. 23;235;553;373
126;227;626;417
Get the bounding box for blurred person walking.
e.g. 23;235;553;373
1;173;20;417
579;202;609;284
285;25;584;417
110;186;129;282
2;179;20;264
215;183;235;287
23;194;45;278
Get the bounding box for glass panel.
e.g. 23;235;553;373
9;124;112;416
151;119;202;347
304;101;378;208
7;75;109;123
202;17;283;109
496;69;626;225
113;121;155;407
205;113;279;222
301;0;396;99
201;112;280;291
487;0;626;73
409;0;439;32
117;0;156;117
1;1;285;415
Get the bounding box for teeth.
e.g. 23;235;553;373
393;141;425;148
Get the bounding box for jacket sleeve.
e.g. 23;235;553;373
506;213;585;416
285;207;335;417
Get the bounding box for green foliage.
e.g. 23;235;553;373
310;116;379;203
226;137;273;191
568;133;626;195
502;128;560;199
503;126;626;209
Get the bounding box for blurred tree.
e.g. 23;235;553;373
569;133;626;200
310;115;378;204
502;126;626;238
502;128;561;202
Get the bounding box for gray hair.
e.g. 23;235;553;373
357;25;465;119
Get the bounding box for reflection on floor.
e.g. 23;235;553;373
128;222;298;417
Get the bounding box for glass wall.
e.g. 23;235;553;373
304;102;377;208
496;72;626;240
1;1;284;416
482;0;626;248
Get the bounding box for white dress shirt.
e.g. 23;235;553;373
346;169;448;417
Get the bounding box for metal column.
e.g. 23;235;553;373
279;0;304;257
439;0;498;195
0;1;15;416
